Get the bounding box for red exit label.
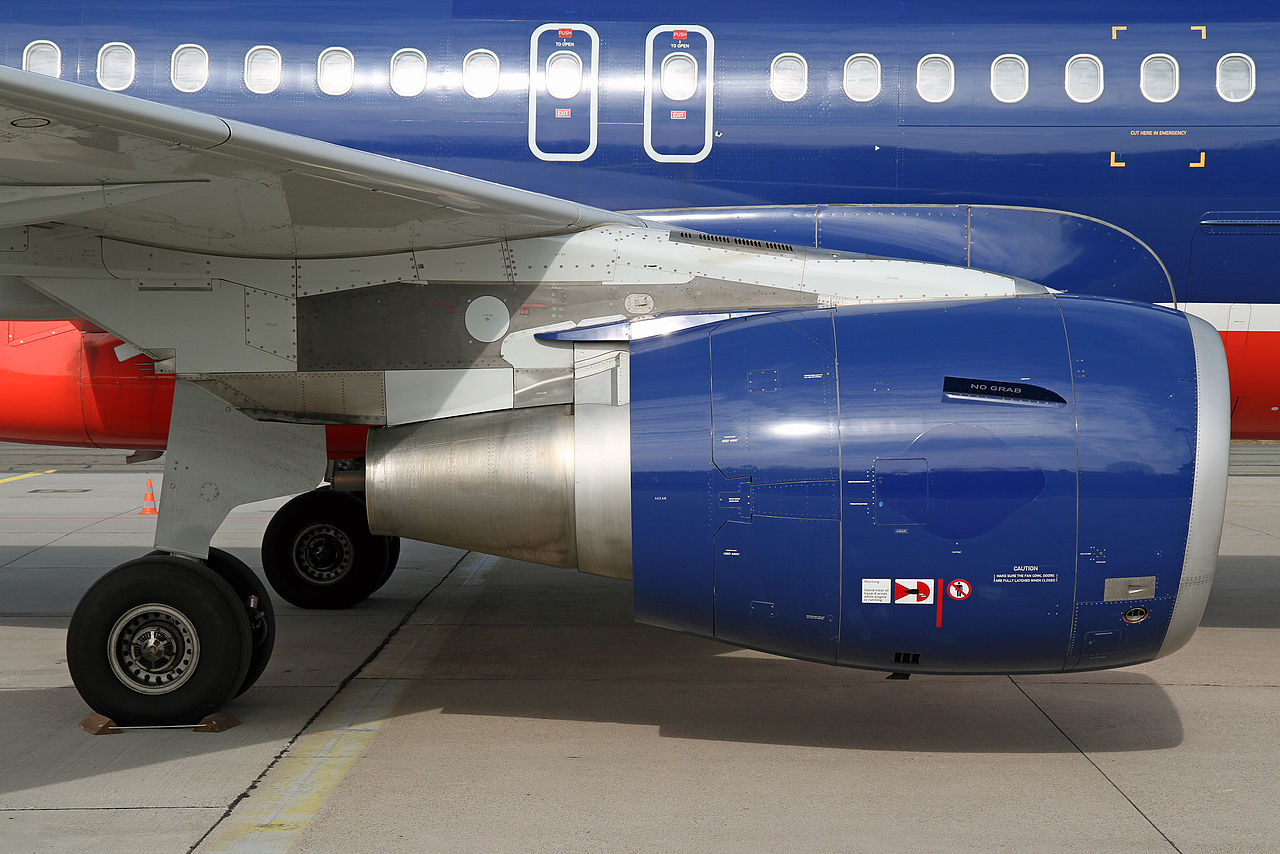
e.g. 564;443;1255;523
558;28;573;38
673;29;688;40
670;110;687;120
555;108;571;118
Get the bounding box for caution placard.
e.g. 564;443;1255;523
894;578;934;604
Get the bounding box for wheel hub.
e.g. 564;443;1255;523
108;604;200;695
293;523;355;585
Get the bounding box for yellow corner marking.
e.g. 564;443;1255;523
1112;25;1127;39
0;469;57;485
1191;25;1207;39
1190;152;1207;168
1110;152;1126;168
198;679;406;853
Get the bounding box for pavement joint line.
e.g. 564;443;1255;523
188;550;471;854
1223;521;1280;537
0;486;159;570
1009;677;1185;853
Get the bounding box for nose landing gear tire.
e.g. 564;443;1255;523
66;556;253;726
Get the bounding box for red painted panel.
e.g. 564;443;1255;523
0;321;368;456
1223;330;1280;439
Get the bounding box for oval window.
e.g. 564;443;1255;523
661;52;698;101
463;49;500;99
1217;54;1255;103
917;54;954;103
1141;54;1178;103
23;41;61;78
245;46;282;94
1065;54;1104;103
171;44;209;93
991;54;1028;103
770;53;807;102
318;47;355;96
390;49;427;97
97;42;135;91
843;54;881;102
545;51;583;100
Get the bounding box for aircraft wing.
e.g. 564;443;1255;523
0;64;639;257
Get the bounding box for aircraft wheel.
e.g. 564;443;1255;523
148;547;275;697
374;535;401;592
203;548;275;696
261;489;390;609
66;556;252;726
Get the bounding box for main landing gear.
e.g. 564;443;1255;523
260;487;400;610
65;548;270;726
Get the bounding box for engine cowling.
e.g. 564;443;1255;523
365;293;1228;674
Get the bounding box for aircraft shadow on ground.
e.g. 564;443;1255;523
1199;556;1280;628
10;542;1256;796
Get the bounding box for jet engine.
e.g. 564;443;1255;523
365;293;1228;674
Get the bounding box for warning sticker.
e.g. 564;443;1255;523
894;578;934;604
947;579;972;601
993;565;1060;584
862;578;892;604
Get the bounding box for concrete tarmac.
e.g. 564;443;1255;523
0;448;1277;853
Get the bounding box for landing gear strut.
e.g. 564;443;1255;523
260;488;400;609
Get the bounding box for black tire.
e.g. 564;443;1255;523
373;535;401;592
261;489;390;609
204;548;275;697
66;556;252;726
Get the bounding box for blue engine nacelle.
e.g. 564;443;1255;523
630;294;1227;673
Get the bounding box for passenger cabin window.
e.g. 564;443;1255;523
462;49;500;99
318;47;355;96
390;49;427;97
97;42;135;91
1141;54;1178;103
661;52;698;101
245;46;282;94
1217;53;1255;102
770;53;807;102
22;40;60;78
990;54;1028;103
843;54;881;102
1065;54;1103;103
171;44;209;93
545;50;583;99
916;54;954;103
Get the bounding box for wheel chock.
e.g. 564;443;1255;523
79;713;122;735
78;711;241;734
193;712;241;733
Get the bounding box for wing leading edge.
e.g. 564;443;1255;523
0;64;640;258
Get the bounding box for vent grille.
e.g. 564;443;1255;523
676;230;793;253
892;651;921;665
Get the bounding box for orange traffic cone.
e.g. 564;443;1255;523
139;478;158;515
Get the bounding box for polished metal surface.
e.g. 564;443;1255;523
367;405;579;568
573;403;632;579
108;603;199;695
365;401;632;578
1159;314;1231;658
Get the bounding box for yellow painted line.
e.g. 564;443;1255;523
0;469;56;484
198;678;406;853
